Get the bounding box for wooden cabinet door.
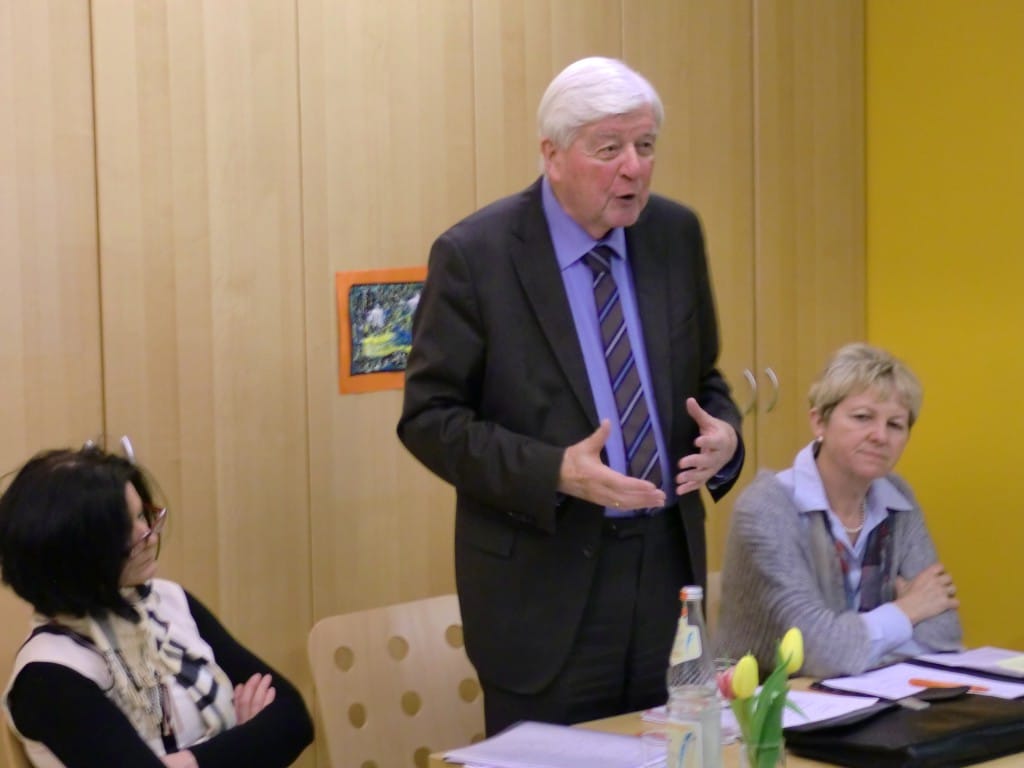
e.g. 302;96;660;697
752;0;867;480
628;1;866;569
625;0;757;565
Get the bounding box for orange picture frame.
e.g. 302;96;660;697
335;266;427;394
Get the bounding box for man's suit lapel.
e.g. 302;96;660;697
626;221;674;442
509;183;598;425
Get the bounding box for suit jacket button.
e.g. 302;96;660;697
582;545;594;558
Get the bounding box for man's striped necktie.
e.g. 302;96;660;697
583;245;663;491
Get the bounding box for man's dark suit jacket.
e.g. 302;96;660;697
398;177;743;696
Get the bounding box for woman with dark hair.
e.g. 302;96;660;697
0;442;313;767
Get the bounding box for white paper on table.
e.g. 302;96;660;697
712;690;879;731
779;689;879;727
443;720;648;768
821;661;1024;700
643;688;878;734
915;647;1024;679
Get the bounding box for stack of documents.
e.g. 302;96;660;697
820;661;1024;701
442;721;649;768
915;646;1024;679
643;690;881;733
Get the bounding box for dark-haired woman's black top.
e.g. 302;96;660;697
7;591;313;767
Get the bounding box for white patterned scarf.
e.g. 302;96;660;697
37;583;236;750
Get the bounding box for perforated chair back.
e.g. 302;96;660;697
706;569;722;637
307;593;484;768
3;723;32;768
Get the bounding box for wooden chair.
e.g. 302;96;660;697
3;723;32;768
308;594;485;768
706;569;723;637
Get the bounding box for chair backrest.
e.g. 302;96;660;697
4;723;32;768
706;569;722;637
308;593;484;768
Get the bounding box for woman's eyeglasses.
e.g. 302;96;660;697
127;503;168;556
82;435;167;557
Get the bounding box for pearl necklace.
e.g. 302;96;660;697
843;499;867;535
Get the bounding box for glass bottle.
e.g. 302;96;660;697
665;585;722;767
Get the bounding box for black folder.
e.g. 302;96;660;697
784;692;1024;767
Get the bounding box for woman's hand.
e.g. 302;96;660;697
234;672;277;724
894;562;959;624
161;750;198;768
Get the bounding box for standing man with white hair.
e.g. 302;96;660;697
398;56;744;734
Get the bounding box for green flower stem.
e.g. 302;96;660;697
730;697;755;745
746;739;783;768
731;650;798;766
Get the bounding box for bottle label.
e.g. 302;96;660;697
669;620;701;666
666;722;701;768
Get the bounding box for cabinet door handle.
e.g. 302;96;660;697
740;368;757;415
764;367;779;413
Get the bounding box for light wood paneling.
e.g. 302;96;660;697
0;4;868;766
0;0;102;681
298;0;476;627
90;0;213;591
90;6;312;767
753;0;866;471
624;0;756;566
471;0;621;205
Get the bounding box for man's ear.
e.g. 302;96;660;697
540;138;559;179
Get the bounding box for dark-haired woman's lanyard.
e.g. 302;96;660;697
159;684;178;754
821;507;894;612
95;620;179;754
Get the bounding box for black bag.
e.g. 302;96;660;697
785;692;1024;767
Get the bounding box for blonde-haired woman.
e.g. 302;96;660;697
716;343;962;677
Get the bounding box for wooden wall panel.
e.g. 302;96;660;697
90;6;312;767
753;0;866;471
0;3;866;766
472;0;621;205
0;0;102;689
623;0;756;565
299;0;476;626
90;0;212;591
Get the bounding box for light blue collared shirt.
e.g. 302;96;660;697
777;441;929;665
541;177;672;516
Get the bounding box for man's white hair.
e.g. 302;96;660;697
537;56;664;149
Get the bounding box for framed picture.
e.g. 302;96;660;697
335;266;427;394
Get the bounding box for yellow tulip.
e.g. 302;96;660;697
780;627;804;675
731;653;759;699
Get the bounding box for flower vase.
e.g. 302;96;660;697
738;737;786;768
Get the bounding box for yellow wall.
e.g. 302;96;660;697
866;0;1024;648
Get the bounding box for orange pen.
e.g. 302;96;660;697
907;677;988;693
